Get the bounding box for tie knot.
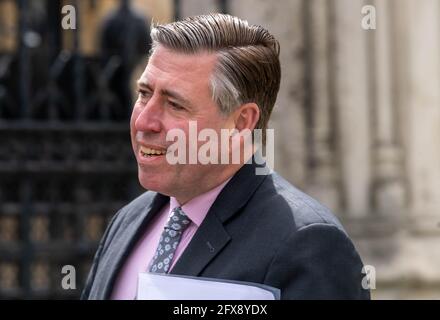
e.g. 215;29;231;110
165;207;191;232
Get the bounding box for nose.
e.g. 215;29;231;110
134;97;163;133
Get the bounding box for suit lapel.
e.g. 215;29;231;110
170;160;268;277
170;209;230;276
101;192;168;299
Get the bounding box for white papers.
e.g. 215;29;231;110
137;272;280;300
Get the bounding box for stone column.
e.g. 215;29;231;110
179;0;220;18
303;0;340;212
370;0;405;218
404;0;440;233
230;0;307;187
331;0;371;218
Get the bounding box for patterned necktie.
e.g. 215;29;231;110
149;207;191;273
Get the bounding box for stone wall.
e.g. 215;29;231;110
179;0;440;299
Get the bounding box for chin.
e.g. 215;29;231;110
138;169;169;195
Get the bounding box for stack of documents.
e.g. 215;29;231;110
137;272;280;300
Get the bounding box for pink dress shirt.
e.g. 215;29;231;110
110;179;230;300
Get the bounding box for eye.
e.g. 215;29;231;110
168;100;184;110
137;89;151;103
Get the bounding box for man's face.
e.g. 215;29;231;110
130;45;236;203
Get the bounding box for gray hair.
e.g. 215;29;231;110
150;13;281;133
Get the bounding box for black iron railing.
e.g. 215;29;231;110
0;0;146;299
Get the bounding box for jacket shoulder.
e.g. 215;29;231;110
105;191;159;239
255;172;345;233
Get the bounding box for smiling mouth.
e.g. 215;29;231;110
139;145;167;157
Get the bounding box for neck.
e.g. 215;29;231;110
175;163;242;205
173;146;256;205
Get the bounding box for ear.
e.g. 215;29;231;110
232;102;260;132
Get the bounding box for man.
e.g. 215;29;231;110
82;13;370;300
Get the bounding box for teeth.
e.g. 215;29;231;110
140;146;166;156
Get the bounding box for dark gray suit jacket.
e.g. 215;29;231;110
81;161;370;300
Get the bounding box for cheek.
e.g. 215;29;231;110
130;108;141;152
130;107;141;132
201;117;229;136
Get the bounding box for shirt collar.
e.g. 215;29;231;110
169;178;231;227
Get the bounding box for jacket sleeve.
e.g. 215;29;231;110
80;210;122;300
263;223;371;300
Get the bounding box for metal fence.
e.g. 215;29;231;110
0;0;146;299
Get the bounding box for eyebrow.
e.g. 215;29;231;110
137;80;192;107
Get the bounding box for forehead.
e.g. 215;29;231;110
141;46;217;88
